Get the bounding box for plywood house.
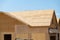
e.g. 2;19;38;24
57;18;60;40
0;10;59;40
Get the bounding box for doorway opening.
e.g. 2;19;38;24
50;36;56;40
4;34;11;40
50;33;58;40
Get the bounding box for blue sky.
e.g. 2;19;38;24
0;0;60;18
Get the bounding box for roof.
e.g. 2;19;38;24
57;18;59;23
4;10;54;26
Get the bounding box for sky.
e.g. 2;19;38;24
0;0;60;18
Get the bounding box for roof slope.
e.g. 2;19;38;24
4;10;54;26
57;18;59;23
